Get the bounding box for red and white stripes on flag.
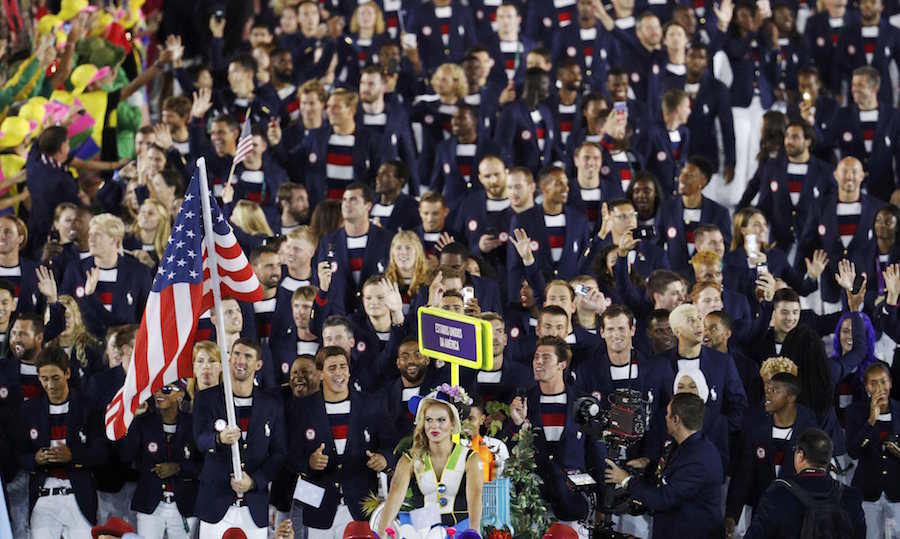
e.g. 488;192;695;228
104;169;263;440
233;115;254;166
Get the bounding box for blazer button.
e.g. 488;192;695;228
467;182;472;189
586;70;592;77
699;17;706;24
338;464;343;470
548;454;554;461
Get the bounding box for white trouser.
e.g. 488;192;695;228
31;493;94;539
705;97;764;210
199;505;267;539
137;501;198;539
8;470;30;538
612;513;652;538
98;481;137;528
862;493;900;539
307;504;354;539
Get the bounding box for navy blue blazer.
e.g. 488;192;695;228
226;158;289;233
724;32;775;109
627;431;724;539
370;193;421;233
845;397;900;502
521;383;607;520
834;20;900;105
452;191;515;268
60;254;153;337
24;148;81;258
726;404;822;520
744;469;866;539
313;225;395;313
817;104;900;201
551;23;614;91
753;154;835;252
495;101;562;175
5;257;44;317
723;247;818;306
19;390;106;523
685;75;736;172
634;123;691;198
659;347;749;468
470;356;535;406
406;1;476;72
655;196;732;277
798;193;885;302
506;206;591;301
355;99;420;194
290;125;382;207
192;386;286;528
119;409;200;516
805;10;862;94
428;136;501;209
290;390;397;528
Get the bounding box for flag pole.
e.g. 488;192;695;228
197;157;243;480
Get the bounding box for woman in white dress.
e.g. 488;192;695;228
376;390;483;538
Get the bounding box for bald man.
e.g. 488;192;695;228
798;156;886;309
656;304;747;470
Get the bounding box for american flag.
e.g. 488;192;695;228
233;115;254;166
104;167;263;440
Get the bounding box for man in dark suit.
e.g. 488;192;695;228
661;303;748;468
20;347;107;538
655;156;732;276
508;336;607;524
604;392;725;538
313;183;394;313
506;167;591;301
813;67;900;201
743;428;866;539
290;346;395;538
24;126;82;259
193;339;286;538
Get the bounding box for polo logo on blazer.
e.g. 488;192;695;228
30;428;38;440
306;428;316;440
0;387;7;399
309;153;318;163
757;447;766;458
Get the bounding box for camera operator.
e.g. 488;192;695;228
603;393;724;538
573;304;673;537
509;336;607;537
574;304;673;465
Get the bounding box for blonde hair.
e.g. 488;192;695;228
187;341;222;402
328;88;359;110
409;400;461;462
47;295;99;368
286;225;316;245
90;213;126;242
349;2;385;34
230;200;274;237
138;199;172;260
385;231;431;297
689;280;722;303
299;79;328;103
731;207;770;252
690;250;722;274
431;64;469;100
760;356;799;381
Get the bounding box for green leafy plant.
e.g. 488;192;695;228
505;426;550;539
